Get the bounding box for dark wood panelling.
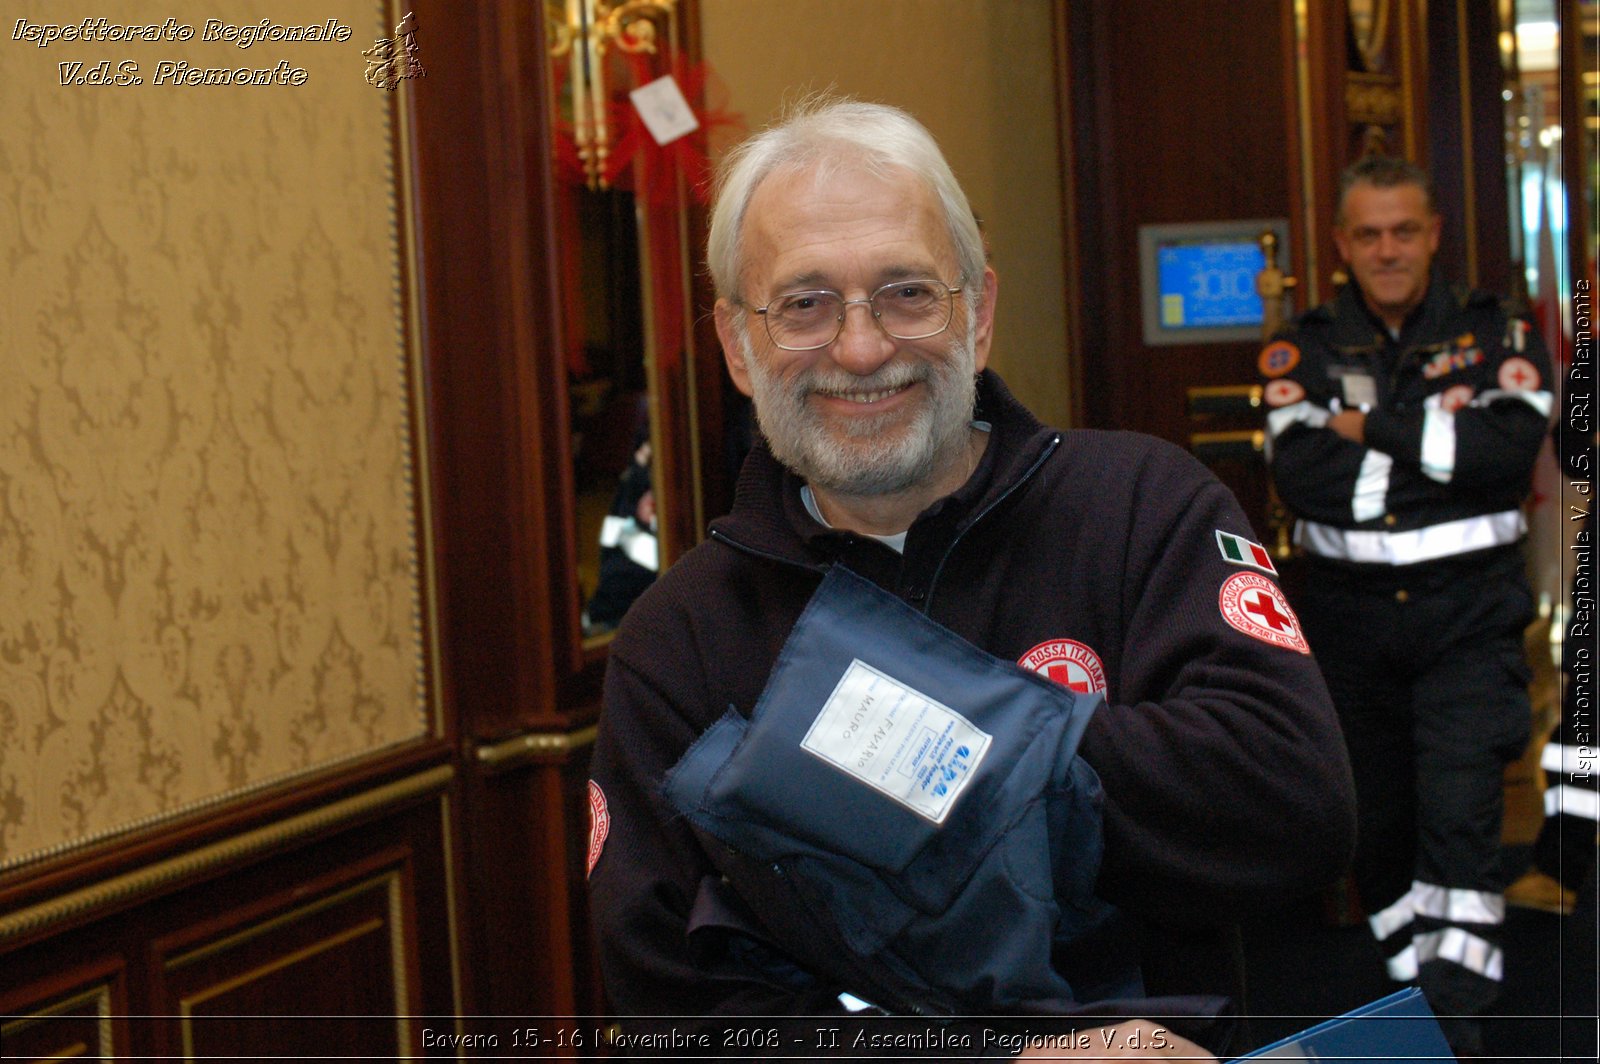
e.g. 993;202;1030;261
1428;0;1514;294
0;957;124;1063
409;0;594;737
151;853;419;1059
457;746;600;1020
1066;0;1294;538
0;783;456;1059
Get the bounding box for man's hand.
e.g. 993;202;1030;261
1327;409;1366;443
1015;1020;1217;1060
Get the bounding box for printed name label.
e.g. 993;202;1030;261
801;659;990;823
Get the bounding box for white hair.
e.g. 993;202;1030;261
707;96;986;305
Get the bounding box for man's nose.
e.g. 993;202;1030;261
829;299;897;374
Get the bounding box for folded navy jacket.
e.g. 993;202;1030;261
664;565;1144;1015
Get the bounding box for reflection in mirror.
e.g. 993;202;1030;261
547;0;697;650
565;189;658;641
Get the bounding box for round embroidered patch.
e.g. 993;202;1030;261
586;779;610;878
1498;356;1541;392
1218;572;1310;654
1019;639;1108;695
1264;379;1306;407
1439;384;1473;413
1258;340;1301;379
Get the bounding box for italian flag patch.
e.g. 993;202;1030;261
1215;530;1278;575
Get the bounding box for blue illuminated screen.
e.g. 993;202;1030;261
1156;241;1267;329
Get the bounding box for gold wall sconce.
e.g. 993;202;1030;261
548;0;680;189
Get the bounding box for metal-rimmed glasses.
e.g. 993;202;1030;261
749;277;965;352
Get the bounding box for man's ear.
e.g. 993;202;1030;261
972;266;998;372
714;298;755;397
1332;226;1352;267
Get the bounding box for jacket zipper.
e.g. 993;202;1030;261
710;433;1062;619
923;433;1060;615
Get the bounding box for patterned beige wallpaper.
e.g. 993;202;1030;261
0;1;431;869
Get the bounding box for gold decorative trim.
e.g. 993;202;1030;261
179;918;385;1007
476;725;599;767
170;870;408;1058
0;982;113;1056
1397;0;1421;161
1346;72;1404;126
439;793;467;1027
0;765;453;947
1190;429;1267;453
1294;0;1323;305
1187;384;1264;408
382;0;446;741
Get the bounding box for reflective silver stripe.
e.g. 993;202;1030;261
1297;509;1525;565
1386;943;1419;981
1473;387;1555;419
1411;881;1504;924
1545;784;1600;822
1266;400;1329;441
599;515;659;571
1419;408;1456;483
1351;450;1392;522
1368;886;1417;942
1541;741;1598;778
1414;927;1504;982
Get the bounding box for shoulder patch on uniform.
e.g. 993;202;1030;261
1499;356;1541;391
1019;639;1108;696
586;779;610;878
1264;379;1305;407
1259;340;1301;378
1216;530;1278;575
1218;572;1310;654
1438;384;1474;413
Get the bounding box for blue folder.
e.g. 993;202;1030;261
1238;987;1455;1061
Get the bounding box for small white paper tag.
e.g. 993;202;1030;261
629;74;700;146
801;659;991;823
1341;372;1377;410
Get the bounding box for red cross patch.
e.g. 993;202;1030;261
1499;357;1541;392
1439;384;1474;413
1258;340;1301;379
1264;379;1306;407
1218;572;1310;654
1019;639;1108;696
586;779;610;878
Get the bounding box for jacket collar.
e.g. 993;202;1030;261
709;370;1059;567
1332;275;1459;350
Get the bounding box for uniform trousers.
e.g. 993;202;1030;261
1298;546;1533;1048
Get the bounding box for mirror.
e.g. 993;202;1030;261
544;0;705;647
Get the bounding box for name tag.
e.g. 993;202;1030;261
802;659;991;824
1340;373;1377;409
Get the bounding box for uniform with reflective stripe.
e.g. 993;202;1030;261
1262;279;1550;1034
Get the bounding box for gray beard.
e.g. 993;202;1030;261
740;320;979;498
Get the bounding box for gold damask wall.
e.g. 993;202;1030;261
0;1;431;869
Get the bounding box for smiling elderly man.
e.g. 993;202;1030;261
1261;155;1554;1056
587;98;1356;1059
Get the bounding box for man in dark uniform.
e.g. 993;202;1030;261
1263;156;1554;1055
586;98;1357;1060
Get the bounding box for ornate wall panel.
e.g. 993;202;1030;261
0;1;432;869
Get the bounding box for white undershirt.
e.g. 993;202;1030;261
797;421;991;556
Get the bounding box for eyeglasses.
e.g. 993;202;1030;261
749;277;964;352
1345;220;1427;249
